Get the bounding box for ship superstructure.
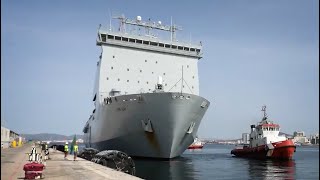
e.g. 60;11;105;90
83;15;210;158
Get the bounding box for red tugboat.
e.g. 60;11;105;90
231;105;296;160
188;137;205;149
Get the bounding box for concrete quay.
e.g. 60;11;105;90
1;143;142;180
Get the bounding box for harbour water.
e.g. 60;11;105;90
133;144;319;180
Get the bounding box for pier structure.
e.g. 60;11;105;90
1;142;142;180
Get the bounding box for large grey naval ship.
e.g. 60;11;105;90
83;15;210;158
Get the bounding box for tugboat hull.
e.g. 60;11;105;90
231;140;296;160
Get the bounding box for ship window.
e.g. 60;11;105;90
187;65;189;68
101;34;107;42
127;80;129;82
159;43;164;47
140;70;142;72
129;38;135;43
178;46;183;50
192;76;195;79
150;42;158;46
127;68;129;71
145;60;147;62
107;77;109;80
156;61;158;64
113;56;115;58
122;37;128;42
146;81;149;84
190;48;195;52
165;44;170;48
152;72;154;74
143;41;150;45
138;80;140;83
115;36;121;41
192;86;194;89
107;35;114;39
137;40;142;44
172;45;177;49
196;49;200;53
184;47;190;51
118;78;120;81
111;66;113;69
163;73;166;75
165;83;167;86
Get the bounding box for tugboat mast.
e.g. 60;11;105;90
261;105;268;120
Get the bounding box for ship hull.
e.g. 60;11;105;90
84;92;210;159
231;140;296;160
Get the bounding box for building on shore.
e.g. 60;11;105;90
1;126;22;148
242;133;250;144
1;126;10;148
310;133;319;145
293;131;310;144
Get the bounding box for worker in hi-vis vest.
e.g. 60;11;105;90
64;142;69;160
73;142;79;161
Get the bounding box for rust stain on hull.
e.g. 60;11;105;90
144;132;162;156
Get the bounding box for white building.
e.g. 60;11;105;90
293;131;310;144
1;126;10;148
242;133;250;144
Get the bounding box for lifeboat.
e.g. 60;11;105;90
188;137;205;149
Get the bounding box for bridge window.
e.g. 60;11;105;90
172;45;177;49
129;38;135;43
190;48;195;52
101;34;106;42
159;43;164;47
115;36;121;41
107;35;114;39
122;37;128;42
165;44;170;48
143;41;150;45
137;40;142;44
150;42;158;46
178;46;183;50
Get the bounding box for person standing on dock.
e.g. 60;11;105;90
73;142;79;161
64;142;69;160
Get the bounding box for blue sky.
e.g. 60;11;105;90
1;0;318;139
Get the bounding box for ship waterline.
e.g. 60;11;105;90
84;92;209;158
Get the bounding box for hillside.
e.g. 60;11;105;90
21;133;84;141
